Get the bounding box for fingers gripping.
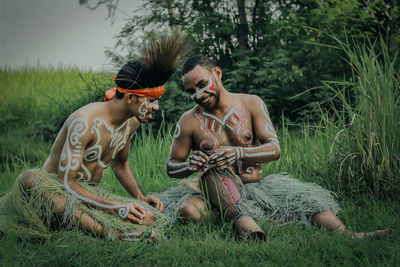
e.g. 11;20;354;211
189;150;209;171
209;147;244;170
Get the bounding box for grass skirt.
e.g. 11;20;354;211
156;173;340;226
0;168;168;241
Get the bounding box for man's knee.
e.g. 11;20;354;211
20;170;36;190
180;197;207;222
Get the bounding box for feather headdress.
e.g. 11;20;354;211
115;32;193;90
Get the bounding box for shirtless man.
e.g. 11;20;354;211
163;55;387;239
2;33;191;241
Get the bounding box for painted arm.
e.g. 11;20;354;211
58;117;145;223
111;131;165;212
167;116;209;178
209;96;280;169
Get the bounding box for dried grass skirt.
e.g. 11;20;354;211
156;173;340;226
0;168;168;241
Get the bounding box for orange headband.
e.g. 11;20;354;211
104;75;165;102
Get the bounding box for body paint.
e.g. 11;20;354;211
59;117;131;220
190;75;216;100
237;160;258;180
203;106;236;132
195;113;219;153
138;98;158;120
236;106;253;145
244;150;276;158
174;123;181;138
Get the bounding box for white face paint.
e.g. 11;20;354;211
138;98;149;119
190;76;216;100
138;98;159;120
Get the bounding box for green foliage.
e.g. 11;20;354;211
0;67;109;136
102;0;399;124
321;36;400;196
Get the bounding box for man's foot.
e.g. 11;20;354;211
118;229;156;242
347;229;390;239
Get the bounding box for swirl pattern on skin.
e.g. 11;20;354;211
195;113;219;153
138;99;149;119
237;160;258;179
60;117;131;220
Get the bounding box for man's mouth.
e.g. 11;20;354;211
199;95;211;105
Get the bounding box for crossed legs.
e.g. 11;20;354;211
21;170;155;240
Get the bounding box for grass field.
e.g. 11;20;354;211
0;40;399;266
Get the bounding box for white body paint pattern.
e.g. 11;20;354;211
174;123;181;138
202;106;237;133
138;98;158;120
237;160;259;179
59;117;131;220
81;118;131;182
121;231;147;242
235;106;253;145
195;113;219;152
167;161;191;175
190;76;216;100
259;99;277;138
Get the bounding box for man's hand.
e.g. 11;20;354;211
189;150;210;172
209;146;243;170
143;195;165;212
121;202;146;224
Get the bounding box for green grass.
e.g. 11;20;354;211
1;123;398;266
0;39;399;265
320;36;400;197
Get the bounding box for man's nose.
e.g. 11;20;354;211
195;90;206;100
150;101;159;111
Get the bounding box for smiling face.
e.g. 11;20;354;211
182;65;220;110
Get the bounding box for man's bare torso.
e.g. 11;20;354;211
43;102;138;185
184;93;264;183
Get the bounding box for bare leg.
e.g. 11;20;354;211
22;170;154;240
180;196;216;223
312;210;389;239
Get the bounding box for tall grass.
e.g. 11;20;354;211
0;67;111;135
321;37;400;197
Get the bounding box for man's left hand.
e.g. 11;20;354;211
143;195;165;212
209;146;243;170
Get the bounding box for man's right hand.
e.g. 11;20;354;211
189;150;210;172
114;203;147;224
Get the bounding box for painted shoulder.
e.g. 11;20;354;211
63;103;97;128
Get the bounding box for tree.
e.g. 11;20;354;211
80;0;400;125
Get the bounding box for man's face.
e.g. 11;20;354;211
133;96;160;123
182;65;220;109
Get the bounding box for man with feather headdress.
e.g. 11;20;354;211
0;32;191;241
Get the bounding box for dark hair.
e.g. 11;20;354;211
114;32;193;99
182;55;215;76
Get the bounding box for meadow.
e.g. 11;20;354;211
0;41;399;266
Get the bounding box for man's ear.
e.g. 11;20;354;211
125;94;137;104
213;66;222;80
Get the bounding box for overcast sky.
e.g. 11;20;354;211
0;0;141;71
